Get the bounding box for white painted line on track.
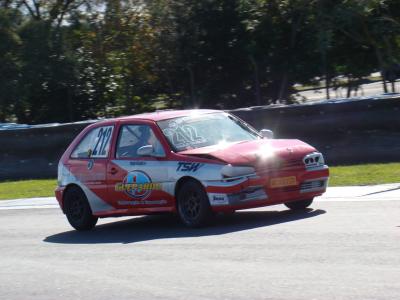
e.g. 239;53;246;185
0;197;58;210
315;197;400;202
0;204;59;210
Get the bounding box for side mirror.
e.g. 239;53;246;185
260;129;274;139
137;145;154;156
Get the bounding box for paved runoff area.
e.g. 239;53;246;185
0;184;399;299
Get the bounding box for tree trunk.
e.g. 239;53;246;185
383;35;396;94
166;71;174;95
359;19;388;94
382;78;388;93
346;76;352;98
325;77;330;99
249;55;261;106
187;65;196;107
278;72;288;101
67;86;73;121
278;13;303;102
374;47;388;93
322;48;330;99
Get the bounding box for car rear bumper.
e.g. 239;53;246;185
55;186;65;212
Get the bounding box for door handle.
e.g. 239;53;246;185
109;167;118;175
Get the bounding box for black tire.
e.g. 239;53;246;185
284;198;314;210
177;179;213;227
64;186;98;231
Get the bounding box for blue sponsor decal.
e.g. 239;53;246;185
87;159;94;170
115;170;161;200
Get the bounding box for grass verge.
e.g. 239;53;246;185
0;179;57;200
0;163;399;200
329;163;400;186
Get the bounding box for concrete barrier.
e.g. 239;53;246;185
1;95;400;180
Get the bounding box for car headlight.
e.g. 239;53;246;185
303;152;325;169
221;164;255;177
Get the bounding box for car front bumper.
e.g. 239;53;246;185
205;165;329;212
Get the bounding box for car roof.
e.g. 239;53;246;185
112;109;222;122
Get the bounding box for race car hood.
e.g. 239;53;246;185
179;139;317;166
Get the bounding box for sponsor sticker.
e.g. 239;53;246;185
118;200;167;206
76;172;104;182
115;170;161;200
87;159;94;170
162;122;207;149
176;162;204;172
269;176;297;188
130;161;146;166
209;193;229;205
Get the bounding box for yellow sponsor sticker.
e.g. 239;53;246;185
269;176;297;188
115;182;162;192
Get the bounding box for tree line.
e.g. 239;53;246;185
1;0;400;124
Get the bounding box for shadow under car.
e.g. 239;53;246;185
44;208;326;245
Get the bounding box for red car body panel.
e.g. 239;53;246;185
55;109;329;219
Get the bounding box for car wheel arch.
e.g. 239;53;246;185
174;176;208;206
62;183;85;212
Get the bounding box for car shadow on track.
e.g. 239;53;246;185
44;208;326;245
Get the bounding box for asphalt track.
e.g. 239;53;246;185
0;184;399;300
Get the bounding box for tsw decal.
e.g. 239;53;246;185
176;162;204;172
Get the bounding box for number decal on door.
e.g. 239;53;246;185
92;126;113;157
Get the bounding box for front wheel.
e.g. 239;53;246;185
284;198;314;210
64;186;98;231
177;180;213;227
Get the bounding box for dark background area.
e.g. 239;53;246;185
2;1;400;180
1;0;400;124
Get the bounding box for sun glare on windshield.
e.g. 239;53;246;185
157;113;259;152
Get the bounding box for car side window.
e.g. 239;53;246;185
116;125;165;158
71;126;114;159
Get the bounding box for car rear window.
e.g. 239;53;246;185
71;125;114;158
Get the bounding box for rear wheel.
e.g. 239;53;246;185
64;186;98;231
177;180;213;227
284;198;313;210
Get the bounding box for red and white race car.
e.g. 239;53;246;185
55;109;329;230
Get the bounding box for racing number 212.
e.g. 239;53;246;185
92;127;113;157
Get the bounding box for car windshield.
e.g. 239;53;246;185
157;113;260;152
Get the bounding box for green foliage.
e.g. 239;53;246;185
1;0;400;123
0;7;21;121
